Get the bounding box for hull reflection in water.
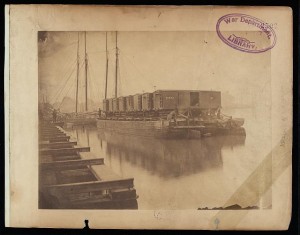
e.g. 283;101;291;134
68;126;248;209
98;130;246;178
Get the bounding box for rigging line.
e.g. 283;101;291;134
75;32;80;113
58;74;77;109
57;59;85;105
50;60;77;104
86;69;93;101
118;52;149;90
59;83;76;110
89;60;103;101
72;61;86;113
87;70;97;106
84;31;88;111
54;66;77;105
57;54;78;81
115;31;118;98
48;57;77;103
118;49;149;83
51;59;77;104
120;54;144;94
78;61;85;90
77;60;84;93
87;75;94;104
105;31;109;99
119;55;130;95
118;54;122;96
87;62;100;102
49;57;77;101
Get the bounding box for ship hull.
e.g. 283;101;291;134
97;119;246;139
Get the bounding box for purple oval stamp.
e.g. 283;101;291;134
216;13;276;53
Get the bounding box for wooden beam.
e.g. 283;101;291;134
39;141;77;149
40;126;61;130
40;130;64;135
110;188;137;200
46;178;134;194
48;136;71;143
40;158;104;171
41;133;65;137
52;155;81;161
40;147;90;156
41;133;67;138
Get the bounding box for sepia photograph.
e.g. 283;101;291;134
6;5;293;229
38;30;270;210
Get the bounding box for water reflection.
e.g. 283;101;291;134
101;131;245;178
69;125;245;179
65;108;273;209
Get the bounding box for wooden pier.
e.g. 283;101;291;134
39;122;138;209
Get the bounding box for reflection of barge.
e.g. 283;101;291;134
97;90;246;139
99;130;245;178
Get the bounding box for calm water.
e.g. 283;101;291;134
65;107;272;210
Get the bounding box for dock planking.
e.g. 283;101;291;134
40;158;104;171
48;136;71;143
41;134;68;140
47;178;134;195
40;131;64;136
40;146;90;156
39;122;138;209
41;132;67;137
39;141;77;149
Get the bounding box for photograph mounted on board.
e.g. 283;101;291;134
6;5;292;230
39;30;271;210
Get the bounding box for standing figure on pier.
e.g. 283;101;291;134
216;106;221;119
52;109;57;123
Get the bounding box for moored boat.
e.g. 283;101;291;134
98;88;246;139
96;32;245;139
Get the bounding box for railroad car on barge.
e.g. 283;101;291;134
97;89;245;139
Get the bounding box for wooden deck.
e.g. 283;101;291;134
39;122;138;209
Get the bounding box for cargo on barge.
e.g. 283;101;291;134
98;89;246;139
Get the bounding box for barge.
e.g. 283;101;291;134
97;89;246;139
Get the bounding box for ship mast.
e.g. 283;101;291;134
84;31;88;111
75;32;80;113
115;31;119;98
105;32;109;99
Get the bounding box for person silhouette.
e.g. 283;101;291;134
52;109;57;123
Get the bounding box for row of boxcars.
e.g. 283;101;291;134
103;90;221;112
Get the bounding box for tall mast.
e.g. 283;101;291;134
75;32;80;113
105;32;109;99
85;31;88;111
115;31;119;98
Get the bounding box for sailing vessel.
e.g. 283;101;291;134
97;32;246;139
63;32;98;128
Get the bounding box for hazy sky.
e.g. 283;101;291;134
38;31;271;105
